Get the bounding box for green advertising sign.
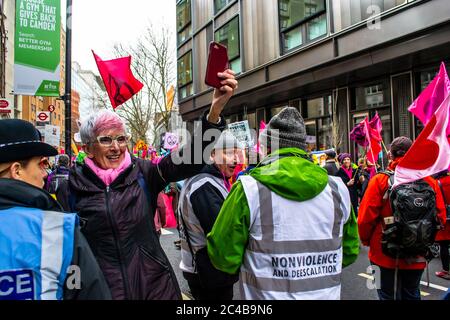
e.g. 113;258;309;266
14;0;61;97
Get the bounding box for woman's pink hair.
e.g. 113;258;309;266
93;111;126;136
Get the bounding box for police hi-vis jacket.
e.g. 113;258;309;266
0;207;77;300
0;179;111;300
207;148;360;300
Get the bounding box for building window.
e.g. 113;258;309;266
271;105;288;118
353;82;389;110
350;81;392;163
279;0;327;53
302;95;333;151
305;96;331;118
214;0;234;14
305;121;317;152
177;0;192;45
246;112;256;131
177;51;193;99
332;0;408;32
215;16;241;74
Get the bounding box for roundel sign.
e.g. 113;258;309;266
37;112;50;122
48;105;55;113
0;100;9;108
0;99;12;114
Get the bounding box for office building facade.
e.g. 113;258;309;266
176;0;450;158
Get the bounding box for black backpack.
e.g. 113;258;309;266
382;171;438;259
48;173;69;194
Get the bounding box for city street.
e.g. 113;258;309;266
160;228;449;301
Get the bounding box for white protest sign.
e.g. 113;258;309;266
44;125;60;147
163;132;179;150
228;120;254;148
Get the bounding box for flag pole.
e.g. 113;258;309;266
370;147;378;174
381;139;389;155
64;0;72;159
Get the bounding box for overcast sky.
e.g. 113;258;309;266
70;0;176;73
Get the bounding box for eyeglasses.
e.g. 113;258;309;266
38;157;50;172
96;135;129;147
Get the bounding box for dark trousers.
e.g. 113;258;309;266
183;272;234;301
438;241;450;272
374;265;424;300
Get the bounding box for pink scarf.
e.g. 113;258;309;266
343;166;353;180
85;151;132;186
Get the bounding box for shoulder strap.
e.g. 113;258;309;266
438;179;449;205
178;206;197;272
382;170;395;201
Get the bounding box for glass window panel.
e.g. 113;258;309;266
318;117;332;150
247;112;256;131
378;109;392;146
332;0;408;32
177;0;191;32
177;51;192;88
177;24;192;44
215;0;233;14
215;17;240;60
179;84;193;100
271;106;288;118
284;26;303;52
307;13;327;40
230;58;242;74
306;97;330;118
279;0;326;30
420;70;438;90
305;121;317;152
355;83;388;110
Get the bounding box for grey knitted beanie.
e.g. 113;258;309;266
213;130;243;150
260;107;307;151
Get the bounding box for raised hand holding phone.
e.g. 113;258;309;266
205;42;229;89
206;42;238;124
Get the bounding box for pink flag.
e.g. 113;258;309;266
254;121;267;154
92;51;144;110
394;94;450;187
369;112;382;141
350;116;382;163
408;62;450;136
366;113;382;164
350;117;370;147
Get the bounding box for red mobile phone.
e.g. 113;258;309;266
205;42;229;89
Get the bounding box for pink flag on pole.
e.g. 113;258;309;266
92;51;144;110
350;116;382;163
366;113;382;164
394;94;450;187
369;112;382;141
408;62;450;136
350;117;370;147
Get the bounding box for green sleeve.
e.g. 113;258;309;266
207;181;250;275
342;207;360;268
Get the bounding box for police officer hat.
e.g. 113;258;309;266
0;119;58;164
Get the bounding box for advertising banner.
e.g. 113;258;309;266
14;0;61;96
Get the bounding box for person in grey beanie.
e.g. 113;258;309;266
207;107;360;300
177;130;243;300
